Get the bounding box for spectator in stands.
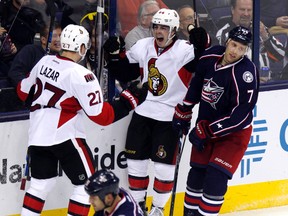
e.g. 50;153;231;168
125;0;160;50
216;0;285;83
0;27;17;77
0;0;45;75
8;22;62;87
260;0;288;29
177;4;195;40
83;26;108;73
8;22;61;108
0;0;45;51
117;0;167;37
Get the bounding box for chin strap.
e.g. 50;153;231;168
163;28;176;48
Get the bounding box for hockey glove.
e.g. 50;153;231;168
103;36;125;60
189;120;214;152
172;103;193;135
188;25;211;56
120;81;148;110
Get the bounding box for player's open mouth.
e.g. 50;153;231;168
156;37;164;43
54;42;61;47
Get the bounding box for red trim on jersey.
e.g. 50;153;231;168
16;82;29;101
58;97;82;128
76;138;95;173
178;67;192;88
88;102;115;126
153;177;173;193
68;199;90;215
23;192;45;213
128;175;149;190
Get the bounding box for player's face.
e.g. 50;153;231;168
89;195;106;212
224;39;247;64
152;24;174;48
231;0;252;28
50;28;61;53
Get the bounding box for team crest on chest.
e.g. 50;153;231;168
202;78;224;110
147;58;168;96
156;145;167;159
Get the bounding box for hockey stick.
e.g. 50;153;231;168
45;0;56;55
20;150;30;190
193;0;198;28
169;133;187;216
95;0;108;101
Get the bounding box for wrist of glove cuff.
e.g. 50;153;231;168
172;103;193;135
174;104;193;120
189;120;214;151
195;120;214;139
120;89;139;110
119;81;148;111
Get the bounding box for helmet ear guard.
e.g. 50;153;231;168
60;24;91;52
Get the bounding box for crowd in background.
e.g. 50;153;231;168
0;0;287;110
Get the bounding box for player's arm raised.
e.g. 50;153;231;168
103;36;140;83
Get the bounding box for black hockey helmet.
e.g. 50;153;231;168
84;169;119;201
228;26;252;45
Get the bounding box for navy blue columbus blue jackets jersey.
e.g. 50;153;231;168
94;188;144;216
184;46;259;137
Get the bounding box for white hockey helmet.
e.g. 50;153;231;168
152;8;180;32
60;24;91;52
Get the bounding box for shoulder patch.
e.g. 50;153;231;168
242;71;253;83
84;73;95;82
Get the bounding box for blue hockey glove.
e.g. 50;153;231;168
172;103;193;135
189;120;214;151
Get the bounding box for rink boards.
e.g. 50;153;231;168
1;89;288;215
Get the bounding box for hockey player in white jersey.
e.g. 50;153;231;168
103;8;210;216
17;24;148;216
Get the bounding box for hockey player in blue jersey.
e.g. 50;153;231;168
173;26;259;216
85;169;144;216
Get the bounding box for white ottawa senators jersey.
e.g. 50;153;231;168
126;37;195;121
17;55;104;147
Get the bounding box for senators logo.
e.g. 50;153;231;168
156;145;167;159
147;58;168;96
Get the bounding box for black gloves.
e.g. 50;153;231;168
120;81;148;110
172;103;193;135
103;36;125;55
188;25;211;55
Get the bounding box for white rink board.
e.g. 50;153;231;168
1;89;288;215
